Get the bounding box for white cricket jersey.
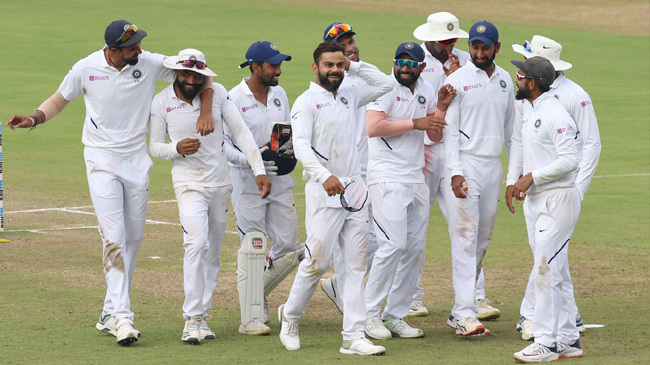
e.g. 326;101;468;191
225;78;291;166
340;70;370;180
507;92;579;194
366;75;437;184
443;61;515;176
58;48;174;153
149;82;265;189
420;44;470;146
509;73;601;198
291;61;392;183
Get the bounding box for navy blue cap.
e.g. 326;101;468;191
239;41;292;68
104;20;147;48
323;22;356;42
394;42;425;62
468;21;499;46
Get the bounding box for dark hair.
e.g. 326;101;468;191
313;42;345;63
248;61;265;74
538;83;550;93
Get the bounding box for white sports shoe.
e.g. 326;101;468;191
408;298;429;317
340;337;386;356
115;318;139;346
365;315;391;340
278;304;300;351
449;314;490;335
182;316;202;345
476;298;500;320
263;297;270;324
383;317;424;338
96;312;141;338
239;318;271;335
557;339;583;358
320;277;344;314
513;342;559;363
455;317;486;336
517;316;535;341
199;317;215;340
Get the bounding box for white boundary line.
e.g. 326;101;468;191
3;172;647;234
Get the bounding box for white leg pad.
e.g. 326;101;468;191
264;244;305;297
237;232;267;326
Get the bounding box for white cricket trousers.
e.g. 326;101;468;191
524;187;581;347
365;182;429;320
175;184;232;319
284;180;369;340
421;142;487;301
445;154;502;319
84;146;152;322
230;167;299;261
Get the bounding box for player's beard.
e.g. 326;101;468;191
261;73;280;87
515;82;532;101
121;55;139;66
472;52;496;71
318;68;344;92
174;78;200;100
395;69;419;88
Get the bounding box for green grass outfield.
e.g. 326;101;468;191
1;0;649;364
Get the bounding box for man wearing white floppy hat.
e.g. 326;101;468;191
411;12;501;322
149;48;271;344
509;35;601;343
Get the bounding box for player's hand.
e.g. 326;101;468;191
451;175;468;199
413;115;446;132
437;84;457;109
513;173;534;203
264;160;278;176
442;51;460;76
176;138;201;155
196;114;214;136
322;175;345;197
343;56;351;71
505;185;516;213
6;115;34;130
255;174;272;199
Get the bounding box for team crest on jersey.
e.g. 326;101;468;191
535;119;541;128
341;97;349;105
273;98;281;107
499;80;506;89
418;95;426;105
132;69;142;79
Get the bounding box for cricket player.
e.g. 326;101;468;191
149;48;270;344
318;22;374;315
278;41;392;355
507;56;582;363
511;35;601;341
6;20;215;346
226;41;303;335
414;11;501;322
363;42;452;339
442;21;515;336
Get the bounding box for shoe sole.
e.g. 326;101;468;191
340;348;386;356
391;332;425;338
200;334;215;340
182;338;200;345
477;312;500;321
365;330;391;341
456;325;485;336
513;354;559;363
407;310;428;317
238;324;271;336
320;279;344;315
117;336;138;346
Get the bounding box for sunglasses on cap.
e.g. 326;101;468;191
328;23;352;39
112;23;138;47
516;71;541;81
522;40;533;53
393;59;423;69
340;180;368;213
436;38;458;46
177;59;207;70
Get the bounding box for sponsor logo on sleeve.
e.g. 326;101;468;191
580;100;592;107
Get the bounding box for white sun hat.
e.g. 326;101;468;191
512;35;572;71
163;48;217;77
413;12;469;42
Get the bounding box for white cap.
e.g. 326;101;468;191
512;35;572;71
413;12;469;42
163;48;217;77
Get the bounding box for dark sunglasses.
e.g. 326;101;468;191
111;23;138;47
177;59;207;70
